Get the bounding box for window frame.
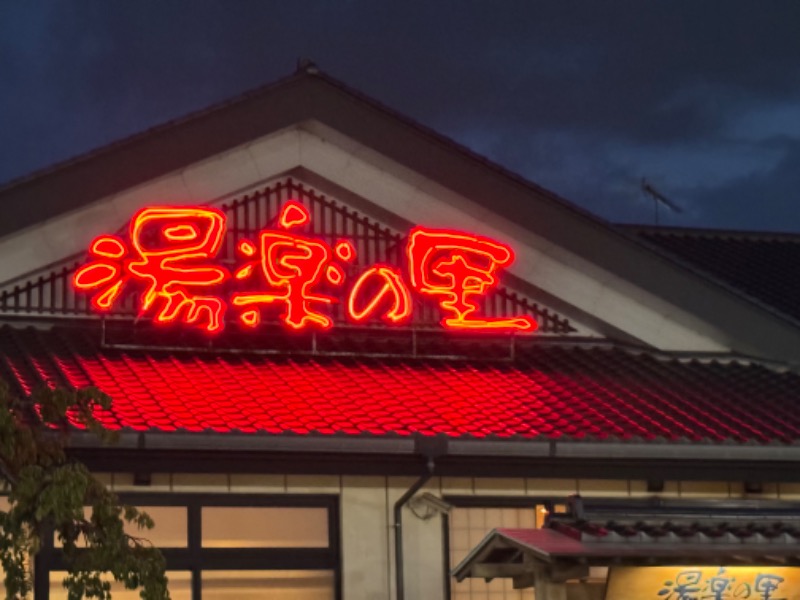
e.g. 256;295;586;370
35;493;341;600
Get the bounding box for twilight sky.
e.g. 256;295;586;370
2;1;800;231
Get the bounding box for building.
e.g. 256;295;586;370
2;65;800;599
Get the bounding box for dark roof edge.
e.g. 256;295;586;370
69;430;417;454
0;65;611;236
0;71;314;237
450;439;800;461
619;223;800;242
69;431;800;461
0;71;304;195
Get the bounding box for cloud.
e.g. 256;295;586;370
683;139;800;231
1;0;800;231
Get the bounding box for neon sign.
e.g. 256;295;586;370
73;202;538;334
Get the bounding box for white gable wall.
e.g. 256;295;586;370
0;124;728;352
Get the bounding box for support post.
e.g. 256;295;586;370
532;566;568;600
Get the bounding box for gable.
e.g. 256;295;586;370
0;70;798;361
0;127;691;350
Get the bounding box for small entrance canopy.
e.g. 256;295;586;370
452;497;800;599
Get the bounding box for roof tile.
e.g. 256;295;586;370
2;324;800;443
632;227;800;323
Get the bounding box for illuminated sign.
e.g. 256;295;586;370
605;566;800;600
73;202;537;334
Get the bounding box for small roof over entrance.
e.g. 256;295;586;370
452;497;800;591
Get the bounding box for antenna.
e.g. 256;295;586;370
641;178;683;225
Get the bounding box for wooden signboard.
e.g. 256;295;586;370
606;566;800;600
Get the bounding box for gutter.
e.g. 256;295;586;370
69;431;800;463
394;457;435;600
447;439;800;462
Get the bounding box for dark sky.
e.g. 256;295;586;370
2;1;800;231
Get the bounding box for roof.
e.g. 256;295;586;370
3;323;800;445
0;66;600;239
453;498;800;583
454;527;800;579
3;66;800;362
3;67;800;475
548;496;800;541
463;527;800;565
625;225;800;324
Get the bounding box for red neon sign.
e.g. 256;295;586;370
407;228;535;332
74;202;537;334
231;202;337;330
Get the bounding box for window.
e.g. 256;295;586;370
202;570;334;600
53;506;188;549
202;507;328;548
37;494;340;600
49;572;193;600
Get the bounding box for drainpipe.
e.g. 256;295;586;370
394;456;435;600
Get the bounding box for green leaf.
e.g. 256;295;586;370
0;381;170;599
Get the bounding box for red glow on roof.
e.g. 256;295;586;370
3;325;800;443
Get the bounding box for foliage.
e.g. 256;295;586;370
0;380;169;599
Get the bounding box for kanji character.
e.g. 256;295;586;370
703;568;734;600
127;206;229;332
406;227;537;332
754;574;785;600
231;201;343;330
347;266;412;324
659;570;703;600
74;206;229;333
73;235;129;310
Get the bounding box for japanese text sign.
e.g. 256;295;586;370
73;202;537;334
606;566;800;600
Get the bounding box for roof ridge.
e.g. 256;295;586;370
0;63;615;236
0;71;307;194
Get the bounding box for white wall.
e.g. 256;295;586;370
102;473;788;600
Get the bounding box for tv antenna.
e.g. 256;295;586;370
641;178;683;225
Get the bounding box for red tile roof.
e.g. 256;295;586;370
549;497;800;542
454;499;800;579
2;324;800;443
455;526;800;574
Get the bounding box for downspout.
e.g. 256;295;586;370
394;456;435;600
